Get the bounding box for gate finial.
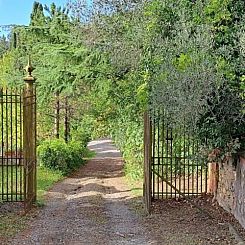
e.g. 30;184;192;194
24;56;36;83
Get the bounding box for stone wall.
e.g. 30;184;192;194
216;155;245;229
234;156;245;228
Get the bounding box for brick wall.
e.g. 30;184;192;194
216;155;245;229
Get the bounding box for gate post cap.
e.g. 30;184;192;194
24;56;36;83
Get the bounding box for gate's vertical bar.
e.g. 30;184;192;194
6;89;9;201
183;127;186;195
19;92;23;200
195;140;198;194
166;127;169;197
157;110;160;199
10;90;13;201
196;140;200;195
205;138;208;193
187;133;190;196
200;140;203;194
178;125;181;196
152;111;155;199
144;111;152;213
192;140;195;194
178;127;181;198
23;57;36;211
164;110;168;197
1;88;3;201
170;129;173;198
174;129;177;199
161;110;164;199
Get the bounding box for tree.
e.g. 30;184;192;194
0;35;9;58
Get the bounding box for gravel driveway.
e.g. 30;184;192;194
7;139;245;245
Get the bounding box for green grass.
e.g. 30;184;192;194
0;166;23;202
83;148;96;159
36;166;63;204
0;165;63;203
125;175;143;197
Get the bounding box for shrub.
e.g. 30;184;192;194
109;117;144;180
37;139;85;175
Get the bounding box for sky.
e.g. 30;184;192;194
0;0;68;35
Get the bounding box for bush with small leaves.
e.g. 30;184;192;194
37;139;85;175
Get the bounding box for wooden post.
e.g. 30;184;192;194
208;162;219;198
23;56;36;208
144;111;152;214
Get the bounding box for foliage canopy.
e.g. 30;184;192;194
0;0;244;178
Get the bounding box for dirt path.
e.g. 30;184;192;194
8;139;154;245
8;139;245;245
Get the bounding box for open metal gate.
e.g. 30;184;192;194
144;111;208;212
0;59;37;211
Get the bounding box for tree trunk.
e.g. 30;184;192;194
54;92;60;139
64;96;70;143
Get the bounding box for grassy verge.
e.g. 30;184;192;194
126;176;143;197
83;147;96;159
36;166;63;205
125;174;147;216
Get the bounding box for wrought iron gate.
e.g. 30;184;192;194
144;111;208;212
0;58;37;211
0;89;24;202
